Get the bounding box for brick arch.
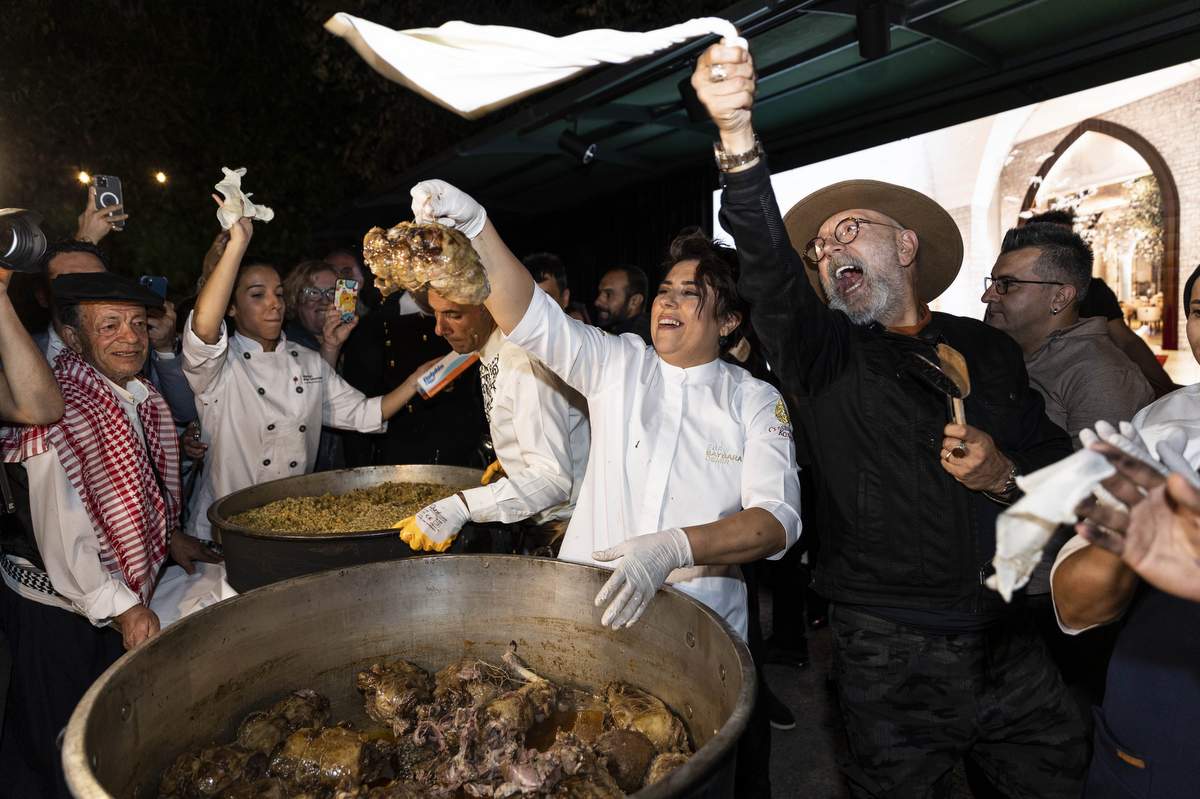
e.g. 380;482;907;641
1021;119;1181;349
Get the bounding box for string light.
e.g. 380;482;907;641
78;171;91;184
154;171;168;184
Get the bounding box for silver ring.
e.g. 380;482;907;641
710;63;729;82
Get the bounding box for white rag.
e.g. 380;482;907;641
988;449;1115;602
989;420;1200;601
324;13;746;119
214;167;275;230
149;562;238;629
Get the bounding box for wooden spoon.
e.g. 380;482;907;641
937;344;971;456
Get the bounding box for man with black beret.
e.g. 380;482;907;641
0;272;217;798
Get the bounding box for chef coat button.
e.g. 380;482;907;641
243;352;251;360
289;461;298;468
296;386;304;394
422;334;428;342
267;423;275;431
299;425;307;432
257;387;265;395
262;459;271;466
291;350;299;357
389;360;396;368
385;340;392;347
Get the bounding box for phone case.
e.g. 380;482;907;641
335;279;359;323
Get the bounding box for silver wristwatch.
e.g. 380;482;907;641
713;137;763;172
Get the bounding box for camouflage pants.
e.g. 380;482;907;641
830;604;1088;799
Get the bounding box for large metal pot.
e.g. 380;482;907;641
64;556;755;798
209;464;484;591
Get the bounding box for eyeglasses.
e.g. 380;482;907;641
983;276;1065;295
805;217;906;263
300;287;336;303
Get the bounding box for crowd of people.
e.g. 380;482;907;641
0;38;1197;799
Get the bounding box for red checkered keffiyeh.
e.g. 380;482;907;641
1;348;179;603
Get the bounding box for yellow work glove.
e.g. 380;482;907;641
481;460;505;485
394;494;470;552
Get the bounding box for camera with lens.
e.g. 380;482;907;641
0;209;47;273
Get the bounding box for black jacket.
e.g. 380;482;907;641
720;161;1070;613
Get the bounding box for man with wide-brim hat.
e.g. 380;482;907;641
0;272;218;798
692;41;1086;797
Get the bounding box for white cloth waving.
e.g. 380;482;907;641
325;14;746;118
214;167;274;231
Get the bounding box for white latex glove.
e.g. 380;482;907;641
1156;429;1200;489
394;494;471;553
1083;421;1170;477
593;528;693;629
410;179;487;239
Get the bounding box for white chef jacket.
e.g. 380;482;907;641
182;314;386;539
2;376;149;624
461;327;589;524
507;289;802;639
1050;383;1200;635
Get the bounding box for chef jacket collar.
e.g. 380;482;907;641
232;328;289;354
657;356;723;385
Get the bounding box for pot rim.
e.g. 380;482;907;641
207;464;485;541
63;555;757;799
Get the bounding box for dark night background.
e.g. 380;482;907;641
1;0;732;300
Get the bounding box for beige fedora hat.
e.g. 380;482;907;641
782;179;963;304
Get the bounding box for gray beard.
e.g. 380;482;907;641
822;261;904;326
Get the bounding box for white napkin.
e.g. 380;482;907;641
988;449;1115;602
989;420;1200;602
214;167;274;230
149;562;238;629
324;14;745;119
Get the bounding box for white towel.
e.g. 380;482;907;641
989;420;1200;601
324;13;745;119
214;167;274;230
988;449;1115;602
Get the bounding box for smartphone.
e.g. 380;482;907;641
139;275;168;298
335;278;359;323
93;175;125;231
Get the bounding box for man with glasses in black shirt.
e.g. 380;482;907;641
694;40;1086;798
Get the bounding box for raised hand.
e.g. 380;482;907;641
410;180;487;238
76;185;128;244
692;42;757;143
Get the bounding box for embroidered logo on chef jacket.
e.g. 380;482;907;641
774;399;791;426
705;444;743;465
300;373;323;385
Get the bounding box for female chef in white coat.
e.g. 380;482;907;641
182;211;435;540
407;181;801;639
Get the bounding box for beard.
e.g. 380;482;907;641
821;253;906;325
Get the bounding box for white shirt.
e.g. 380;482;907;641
182;314;385;539
507;289;802;639
3;376;148;624
1050;384;1200;634
461;327;589;524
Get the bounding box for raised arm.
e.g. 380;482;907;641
410;181;633;397
692;43;851;395
191;212;252;345
0;266;63;424
410;180;533;333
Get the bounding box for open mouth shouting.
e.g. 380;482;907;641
833;263;865;296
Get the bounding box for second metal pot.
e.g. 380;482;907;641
208;464;484;591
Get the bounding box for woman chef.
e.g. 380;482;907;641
182;209;434;540
404;180;801;639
